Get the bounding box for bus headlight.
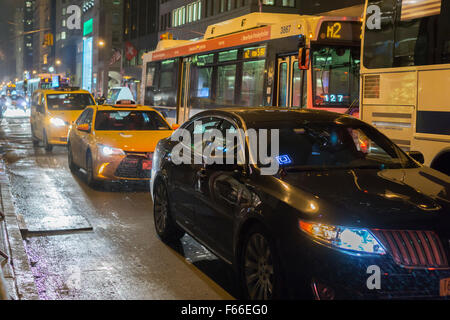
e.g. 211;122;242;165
50;117;66;127
299;220;386;255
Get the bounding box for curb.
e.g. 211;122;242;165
0;160;39;300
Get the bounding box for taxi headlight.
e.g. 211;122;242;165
299;220;386;255
50;117;66;127
99;144;125;156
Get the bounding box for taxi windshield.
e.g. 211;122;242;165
46;93;94;111
95;110;171;131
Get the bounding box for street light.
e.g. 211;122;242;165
98;40;106;48
56;60;62;66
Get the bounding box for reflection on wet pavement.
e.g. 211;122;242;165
0;117;236;300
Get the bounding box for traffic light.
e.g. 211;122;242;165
43;33;54;46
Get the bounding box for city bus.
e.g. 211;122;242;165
140;12;362;124
360;0;450;175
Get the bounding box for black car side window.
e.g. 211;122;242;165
182;117;222;151
193;117;223;151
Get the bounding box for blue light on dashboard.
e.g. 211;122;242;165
276;155;292;165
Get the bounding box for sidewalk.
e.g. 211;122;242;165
0;158;39;300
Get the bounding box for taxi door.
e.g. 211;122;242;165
33;94;46;140
70;109;93;167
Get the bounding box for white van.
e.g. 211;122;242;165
107;87;135;104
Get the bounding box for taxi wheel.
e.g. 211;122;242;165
32;139;39;147
86;152;98;188
43;131;53;152
67;144;78;173
31;125;39;147
153;180;185;243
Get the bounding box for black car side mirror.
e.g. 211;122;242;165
407;151;424;164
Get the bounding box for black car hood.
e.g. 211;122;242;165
272;167;450;229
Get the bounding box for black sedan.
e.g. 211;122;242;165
150;108;450;300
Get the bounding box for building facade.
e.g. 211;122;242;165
23;1;35;75
54;0;83;85
33;0;57;74
14;7;25;80
122;0;160;100
79;0;124;97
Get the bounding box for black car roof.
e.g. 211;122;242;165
194;107;360;126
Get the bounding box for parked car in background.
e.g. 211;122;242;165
150;108;450;300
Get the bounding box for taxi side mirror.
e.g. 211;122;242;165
77;123;90;132
171;124;180;130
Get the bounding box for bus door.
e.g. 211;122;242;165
178;58;191;124
277;55;307;109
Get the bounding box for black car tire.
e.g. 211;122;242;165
43;131;53;152
240;224;284;300
153;180;185;243
67;144;78;173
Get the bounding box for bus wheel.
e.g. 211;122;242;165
432;153;450;176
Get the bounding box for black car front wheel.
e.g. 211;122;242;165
241;225;284;300
153;180;185;243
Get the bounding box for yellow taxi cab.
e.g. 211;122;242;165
30;87;96;151
67;102;175;187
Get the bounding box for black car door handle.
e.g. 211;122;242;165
197;168;207;179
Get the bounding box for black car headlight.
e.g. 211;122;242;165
299;220;386;256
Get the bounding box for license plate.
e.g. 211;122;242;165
440;278;450;296
142;160;152;170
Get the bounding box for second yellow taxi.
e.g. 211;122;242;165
30;87;95;151
67;102;175;186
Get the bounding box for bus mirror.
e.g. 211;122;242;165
298;48;310;70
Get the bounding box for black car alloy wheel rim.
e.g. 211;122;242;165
154;184;168;234
244;233;274;300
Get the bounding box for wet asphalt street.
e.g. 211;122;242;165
0;116;237;300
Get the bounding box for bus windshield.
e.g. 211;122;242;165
312;46;360;107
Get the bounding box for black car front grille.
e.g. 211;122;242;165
114;153;152;179
372;229;449;269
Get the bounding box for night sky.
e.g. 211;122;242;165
0;0;19;82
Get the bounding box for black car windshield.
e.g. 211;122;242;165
46;94;94;111
247;120;417;171
95;110;171;131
